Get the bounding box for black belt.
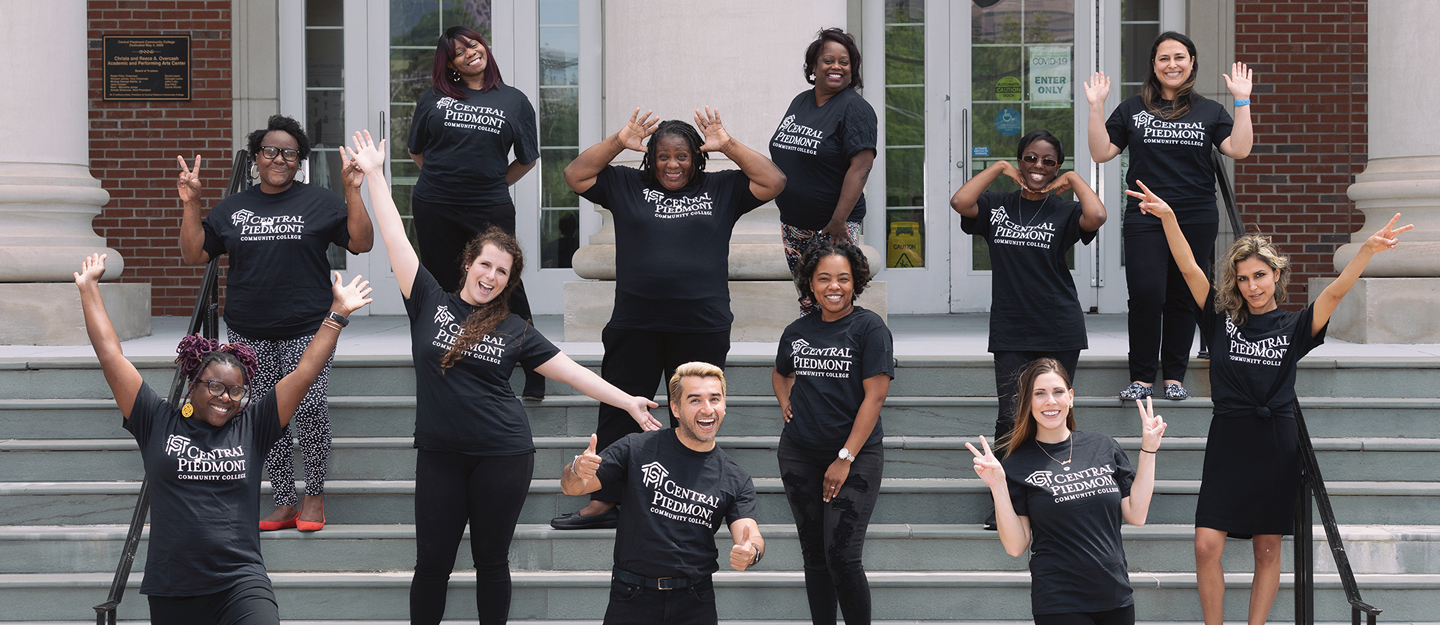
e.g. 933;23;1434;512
611;567;699;590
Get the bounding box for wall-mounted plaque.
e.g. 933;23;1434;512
102;35;191;101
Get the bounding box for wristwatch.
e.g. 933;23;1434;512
327;311;350;327
837;447;856;462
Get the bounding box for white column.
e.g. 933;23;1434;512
1317;0;1440;343
0;1;149;344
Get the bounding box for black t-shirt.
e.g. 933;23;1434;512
962;191;1096;352
122;382;283;596
202;183;352;340
775;307;894;450
769;88;878;230
403;265;561;455
1105;95;1234;225
408;84;539;205
1004;430;1136;615
1201;290;1326;420
578;166;766;332
596;429;757;580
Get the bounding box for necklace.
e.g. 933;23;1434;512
1015;193;1051;229
1036;435;1073;470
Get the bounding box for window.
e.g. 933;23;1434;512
884;0;925;269
305;0;348;269
538;0;579;269
1118;0;1159;267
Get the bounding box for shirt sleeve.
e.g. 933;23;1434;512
1112;437;1135;499
960;191;998;238
725;473;758;524
407;91;433;155
515;322;562;370
402;264;444;323
774;327;797;375
121;382;164;446
1104;100;1132;152
202;206;227;259
727;169;767;217
840;97;878;160
324;188;353;250
594;434;633;490
1209;99;1235;149
1067;200;1098;246
576;164;619;208
511;91;540;165
249;389;284;454
1292;304;1328;359
859;313;895;380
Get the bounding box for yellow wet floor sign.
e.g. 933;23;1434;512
888;221;923;268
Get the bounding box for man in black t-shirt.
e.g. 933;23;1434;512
562;362;764;625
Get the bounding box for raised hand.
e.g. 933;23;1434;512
346;130;387;175
617;108;659;152
1136;397;1167;452
1361;213;1414;255
1222;61;1254;101
729;523;758;571
694;106;733;153
1125;180;1174;220
627;397;663;431
1083;71;1111;109
572;434;602;481
330;272;374;315
339;145;364;189
74;253;107;288
966;435;1006;489
176;155;203;203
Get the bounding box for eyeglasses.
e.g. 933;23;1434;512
259;146;300;163
198;379;249;401
1022;154;1060;168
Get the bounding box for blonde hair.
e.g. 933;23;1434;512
998;358;1077;454
667;361;726;403
1214;234;1290;327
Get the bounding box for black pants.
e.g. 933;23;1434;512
602;577;717;625
1123;220;1218;384
993;350;1080;460
592;326;729;503
1033;604;1136;625
147;580;278;625
411;196;532;319
777;433;884;625
410;449;535;625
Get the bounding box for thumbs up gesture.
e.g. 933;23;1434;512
729;522;760;571
572;434;602;481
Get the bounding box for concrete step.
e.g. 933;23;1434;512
14;622;1440;625
2;570;1437;621
8;523;1438;576
5;479;1438;527
7;436;1440;484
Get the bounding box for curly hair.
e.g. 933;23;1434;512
440;226;527;371
175;334;259;384
640;120;706;189
1142;31;1201;121
998;357;1077;454
792;239;872;308
1215;234;1290;328
246;114;312;163
431;26;503;99
803;27;863;89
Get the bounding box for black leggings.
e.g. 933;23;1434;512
1033;604;1135;625
410;449;535;625
1123;220;1218;384
147;580;278;625
777;433;883;625
411;196;531;320
992;350;1079;460
592;326;729;503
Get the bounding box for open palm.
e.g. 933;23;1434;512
345;130;387;175
695;106;732;153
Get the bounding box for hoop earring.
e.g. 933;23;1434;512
249;163;259;182
450;70;460;82
294;167;306;184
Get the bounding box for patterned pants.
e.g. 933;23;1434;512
228;328;333;506
782;221;863;316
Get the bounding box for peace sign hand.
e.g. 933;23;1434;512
618;108;659;152
1136;397;1167;452
1361;213;1414;255
1222;62;1254;101
966;435;1006;489
1083;71;1111;109
694;106;733;153
1124;180;1174;220
176;155;203;204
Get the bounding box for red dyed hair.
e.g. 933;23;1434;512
431;26;503;99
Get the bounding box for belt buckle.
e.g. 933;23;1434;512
654;576;672;590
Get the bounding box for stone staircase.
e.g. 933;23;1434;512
2;354;1439;622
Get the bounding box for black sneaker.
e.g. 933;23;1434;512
1119;382;1153;400
549;507;619;530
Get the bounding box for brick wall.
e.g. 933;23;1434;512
88;0;233;316
1233;0;1367;304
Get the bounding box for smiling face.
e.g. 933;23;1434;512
811;254;855;319
652;134;696;191
1234;255;1279;314
1018;139;1062;191
447;36;488;82
256;131;300;192
1028;371;1074;438
671;375;726;450
812;40;852;95
188;362;246;427
1152;38;1194;98
459;243;513;306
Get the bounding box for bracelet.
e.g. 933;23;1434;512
1141;448;1158;454
570;454;583;478
1234;98;1250;107
321;319;344;332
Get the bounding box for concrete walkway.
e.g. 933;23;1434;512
5;313;1440;361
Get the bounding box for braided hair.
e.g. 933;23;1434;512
176;333;259;390
440;226;527;371
639;120;706;189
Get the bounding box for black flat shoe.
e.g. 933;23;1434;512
549;507;619;530
983;509;997;531
522;370;546;401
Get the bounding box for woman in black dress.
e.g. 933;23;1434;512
970;358;1166;625
75;252;371;625
1084;31;1254;401
769;27;877;315
407;25;545;398
1128;181;1411;625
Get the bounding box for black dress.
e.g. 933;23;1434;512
1194;291;1326;537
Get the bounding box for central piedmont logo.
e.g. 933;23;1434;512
1132;110;1155;128
641;188;666;204
165;434;191;456
1025;470;1055;490
641;461;669;488
779;115;797;132
790;338;810;357
435;97;456;110
231;209;254;226
433;305;455;327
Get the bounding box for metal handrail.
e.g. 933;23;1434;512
1294;399;1381;625
93;150;250;625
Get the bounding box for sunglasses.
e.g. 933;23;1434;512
197;379;249;402
259;145;301;163
1021;154;1060;168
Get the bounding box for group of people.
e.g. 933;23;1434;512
73;24;1412;625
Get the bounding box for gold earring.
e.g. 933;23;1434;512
181;402;194;418
294;167;306;183
249;163;259;181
